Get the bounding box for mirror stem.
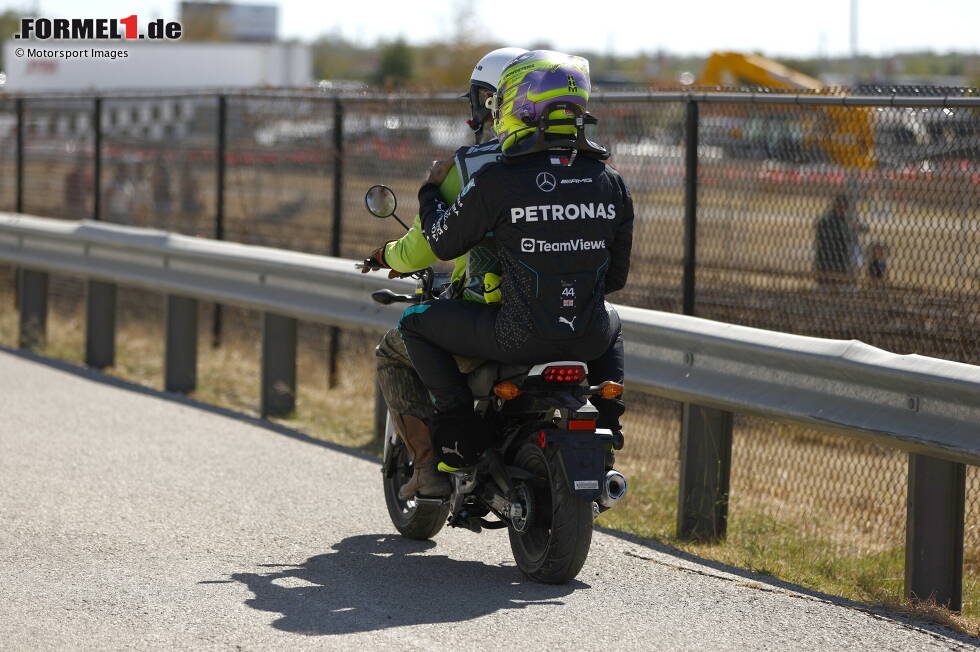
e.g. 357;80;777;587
392;213;411;231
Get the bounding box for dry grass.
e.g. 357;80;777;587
0;273;379;453
879;597;980;639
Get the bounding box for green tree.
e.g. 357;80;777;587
374;38;413;87
179;4;228;41
312;32;373;81
0;9;24;71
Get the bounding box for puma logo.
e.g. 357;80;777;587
559;316;577;331
442;442;463;458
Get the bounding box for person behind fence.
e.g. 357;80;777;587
398;50;633;473
362;47;528;499
814;193;865;285
62;158;90;219
105;163;134;222
152;155;173;219
867;241;888;284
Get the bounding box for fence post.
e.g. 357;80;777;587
677;403;733;542
165;295;198;393
93;97;102;221
374;380;388;443
17;269;48;350
85;280;116;369
212;95;227;348
675;101;728;541
327;97;345;388
13;98;24;309
261;313;297;418
15;97;24;213
85;97;116;369
682;98;699;317
905;453;965;610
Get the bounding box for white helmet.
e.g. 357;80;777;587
466;47;528;142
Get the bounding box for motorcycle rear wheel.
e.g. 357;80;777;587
508;439;593;583
383;427;449;540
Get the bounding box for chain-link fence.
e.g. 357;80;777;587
4;87;980;612
100;96;217;236
686;98;980;365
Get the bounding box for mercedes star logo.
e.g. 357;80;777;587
536;172;557;192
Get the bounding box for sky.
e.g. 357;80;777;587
5;0;980;58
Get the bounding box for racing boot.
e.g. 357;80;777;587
394;414;451;500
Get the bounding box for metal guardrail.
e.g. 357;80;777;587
0;214;414;331
619;305;980;465
1;213;977;611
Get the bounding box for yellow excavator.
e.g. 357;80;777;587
697;52;876;168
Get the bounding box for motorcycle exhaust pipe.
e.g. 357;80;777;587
598;470;628;510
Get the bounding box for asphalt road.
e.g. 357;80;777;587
0;349;975;650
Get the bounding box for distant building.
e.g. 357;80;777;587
2;41;312;92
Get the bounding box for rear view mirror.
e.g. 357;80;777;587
365;185;397;218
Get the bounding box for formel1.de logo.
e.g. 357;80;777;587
14;16;182;41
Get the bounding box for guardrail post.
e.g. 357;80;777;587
327;97;344;389
212;95;227;349
677;403;733;542
905;453;965;610
17;268;47;350
165;295;198;393
85;280;115;369
261;313;297;418
93;97;102;221
374;379;387;443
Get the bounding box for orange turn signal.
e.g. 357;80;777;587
598;381;624;399
494;382;522;400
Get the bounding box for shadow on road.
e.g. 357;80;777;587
221;533;587;636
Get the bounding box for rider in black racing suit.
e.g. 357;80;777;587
398;54;633;468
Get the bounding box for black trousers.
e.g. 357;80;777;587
398;299;624;428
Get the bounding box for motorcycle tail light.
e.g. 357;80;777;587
542;365;586;383
568;420;596;431
494;381;521;400
598;381;624;399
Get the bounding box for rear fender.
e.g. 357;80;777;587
539;428;614;500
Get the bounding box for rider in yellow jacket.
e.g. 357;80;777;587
364;48;527;499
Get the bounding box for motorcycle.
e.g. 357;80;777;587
360;184;628;584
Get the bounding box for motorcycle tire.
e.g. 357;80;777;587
382;423;449;540
508;438;593;584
